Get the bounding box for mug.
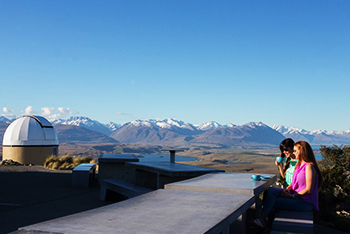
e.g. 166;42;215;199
276;157;285;163
251;174;261;180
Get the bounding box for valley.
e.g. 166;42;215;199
55;142;280;175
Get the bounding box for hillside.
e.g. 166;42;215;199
53;124;117;144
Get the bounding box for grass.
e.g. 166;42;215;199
44;154;96;170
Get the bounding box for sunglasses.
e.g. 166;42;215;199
282;148;289;152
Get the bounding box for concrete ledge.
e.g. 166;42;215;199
71;163;96;188
127;162;224;177
19;190;255;234
100;179;153;201
98;153;139;163
272;210;313;234
165;172;276;196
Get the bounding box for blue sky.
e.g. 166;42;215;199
1;1;350;131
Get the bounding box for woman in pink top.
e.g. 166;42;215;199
253;141;323;232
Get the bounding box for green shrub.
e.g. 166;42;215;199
316;145;350;233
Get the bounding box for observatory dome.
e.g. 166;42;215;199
3;115;59;146
2;115;59;165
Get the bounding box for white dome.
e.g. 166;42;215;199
2;115;59;146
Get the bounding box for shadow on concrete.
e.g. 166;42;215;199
0;170;112;234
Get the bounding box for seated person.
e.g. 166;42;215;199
253;141;322;233
277;138;298;187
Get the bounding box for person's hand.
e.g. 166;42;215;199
281;189;292;198
275;160;283;167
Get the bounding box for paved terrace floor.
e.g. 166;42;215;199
0;165;348;234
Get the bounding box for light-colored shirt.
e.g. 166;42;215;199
285;159;298;186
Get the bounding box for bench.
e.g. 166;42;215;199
100;179;153;201
71;163;97;188
272;210;314;234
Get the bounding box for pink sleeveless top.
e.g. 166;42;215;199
291;162;319;211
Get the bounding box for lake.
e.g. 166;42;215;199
140;148;324;163
137;154;196;162
138;154;252;164
312;145;326;160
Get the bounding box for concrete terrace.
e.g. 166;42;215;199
0;166;113;234
0;165;348;234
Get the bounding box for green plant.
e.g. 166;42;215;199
315;145;350;233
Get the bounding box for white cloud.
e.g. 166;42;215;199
58;107;71;115
115;112;133;116
46;107;79;120
47;114;61;119
2;107;17;119
3;107;13;113
41;107;54;116
22;106;37;115
5;106;79;120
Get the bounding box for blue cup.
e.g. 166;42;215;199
251;174;261;180
276;157;285;163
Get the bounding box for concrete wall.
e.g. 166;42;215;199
98;162;136;185
2;146;58;165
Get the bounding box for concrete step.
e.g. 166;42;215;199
272;210;313;234
100;179;153;201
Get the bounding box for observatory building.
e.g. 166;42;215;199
2;115;59;165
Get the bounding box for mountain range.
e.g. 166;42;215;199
1;116;349;147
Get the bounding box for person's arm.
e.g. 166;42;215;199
293;164;316;198
275;153;286;178
276;161;285;178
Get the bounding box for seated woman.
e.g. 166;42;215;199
253;141;323;232
276;138;298;187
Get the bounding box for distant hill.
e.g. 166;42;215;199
0;122;10;144
192;122;284;146
272;125;350;145
110;123;198;146
51;116;118;136
1;116;350;147
53;124;117;144
110;120;284;147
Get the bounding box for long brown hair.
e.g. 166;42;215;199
294;141;323;185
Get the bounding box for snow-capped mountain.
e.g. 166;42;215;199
104;122;121;132
191;122;284;146
224;123;237;128
51;116;115;136
196;121;222;131
110;118;204;145
272;125;350;145
1;115;350;146
272;125;309;135
0;116;11;123
127;118;198;131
